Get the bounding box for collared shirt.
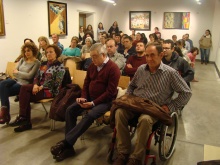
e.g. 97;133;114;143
126;62;192;111
97;56;109;72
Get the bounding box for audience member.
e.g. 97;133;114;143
121;36;136;59
124;41;146;79
52;33;64;51
108;21;119;36
0;43;40;125
172;35;177;46
199;29;212;64
9;45;66;132
113;42;192;165
82;32;96;45
132;33;142;47
188;47;199;82
176;39;191;64
162;39;194;87
85;24;94;35
38;36;50;62
99;35;107;46
50;43;120;162
182;34;190;52
174;46;191;64
185;33;193;49
81;37;93;60
106;38;126;73
78;26;84;44
115;33;124;54
14;38;35;63
154;27;161;39
97;22;105;40
141;33;148;45
148;33;158;44
62;37;81;57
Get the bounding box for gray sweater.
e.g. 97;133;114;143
13;58;40;85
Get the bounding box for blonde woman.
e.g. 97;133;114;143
38;36;50;62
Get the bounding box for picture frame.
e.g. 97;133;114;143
0;0;5;36
47;1;67;36
129;11;151;31
163;12;190;30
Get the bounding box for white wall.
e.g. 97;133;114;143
0;0;220;72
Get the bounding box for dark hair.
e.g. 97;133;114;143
115;33;121;39
86;24;93;30
146;42;163;54
176;39;186;48
190;47;199;54
155;27;159;31
101;31;109;38
24;38;34;44
112;21;118;27
46;44;61;58
174;46;184;57
149;33;158;41
98;22;104;30
136;40;146;48
206;29;212;36
21;42;39;60
123;36;133;42
163;39;175;49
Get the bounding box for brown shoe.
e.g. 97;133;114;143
113;153;129;165
126;158;142;165
0;106;11;124
54;147;75;162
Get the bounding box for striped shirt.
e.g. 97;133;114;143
126;62;192;111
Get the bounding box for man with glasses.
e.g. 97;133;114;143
162;39;194;87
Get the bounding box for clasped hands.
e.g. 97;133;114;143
76;98;93;108
32;84;43;95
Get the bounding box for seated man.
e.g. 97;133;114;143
124;41;146;80
122;36;136;60
113;43;192;165
106;38;126;74
50;43;120;161
162;39;194;87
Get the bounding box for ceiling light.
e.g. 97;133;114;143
102;0;115;4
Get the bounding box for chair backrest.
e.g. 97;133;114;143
118;76;130;89
72;70;87;88
5;62;16;78
85;53;90;59
64;58;82;79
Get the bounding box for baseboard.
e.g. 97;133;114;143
214;62;220;78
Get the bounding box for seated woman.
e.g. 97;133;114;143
0;43;40;124
81;37;93;71
38;36;50;62
62;37;81;57
9;44;66;132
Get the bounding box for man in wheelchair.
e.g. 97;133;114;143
113;43;192;165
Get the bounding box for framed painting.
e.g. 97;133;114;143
129;11;151;31
0;0;5;36
163;12;190;29
47;1;67;36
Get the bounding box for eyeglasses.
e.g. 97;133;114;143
162;47;171;51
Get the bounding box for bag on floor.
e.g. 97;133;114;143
49;84;81;121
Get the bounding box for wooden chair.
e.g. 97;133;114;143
72;69;87;88
5;62;16;79
65;58;82;81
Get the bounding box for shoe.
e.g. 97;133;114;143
0;106;11;124
126;158;142;165
14;123;32;132
205;62;207;65
51;141;66;156
201;62;204;64
9;115;29;127
54;148;75;162
113;153;129;165
14;95;19;102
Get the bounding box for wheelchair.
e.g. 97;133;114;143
107;111;178;165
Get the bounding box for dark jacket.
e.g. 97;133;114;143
162;52;194;85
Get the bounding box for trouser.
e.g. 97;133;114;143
19;84;45;119
0;78;21;111
115;108;156;161
200;48;210;63
65;101;111;146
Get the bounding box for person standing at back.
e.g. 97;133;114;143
199;29;212;64
108;21;119;36
52;33;64;52
97;22;105;40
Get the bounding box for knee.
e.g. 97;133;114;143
115;108;125;120
138;115;154;127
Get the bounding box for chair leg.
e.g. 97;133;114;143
50;119;55;131
41;103;48;114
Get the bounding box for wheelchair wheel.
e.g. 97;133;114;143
158;112;178;161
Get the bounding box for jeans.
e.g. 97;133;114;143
200;48;210;63
0;78;21;111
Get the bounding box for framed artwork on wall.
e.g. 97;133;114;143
163;12;190;30
0;0;5;36
47;1;67;36
129;11;151;31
